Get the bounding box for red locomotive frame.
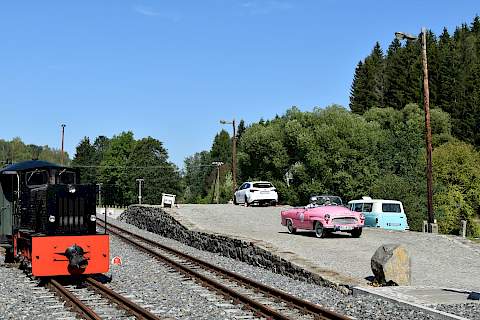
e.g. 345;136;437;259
14;232;109;276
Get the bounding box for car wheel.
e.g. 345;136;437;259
271;200;277;207
351;228;362;238
233;196;238;205
244;196;250;207
287;220;296;234
315;222;327;238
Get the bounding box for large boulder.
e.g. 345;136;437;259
371;244;411;286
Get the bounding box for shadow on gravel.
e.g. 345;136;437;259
277;231;353;239
365;275;375;282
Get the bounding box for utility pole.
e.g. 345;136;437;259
136;179;144;204
220;119;237;195
421;27;434;231
212;161;223;204
61;124;66;165
232;119;237;196
395;28;436;232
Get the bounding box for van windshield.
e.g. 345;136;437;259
382;203;401;213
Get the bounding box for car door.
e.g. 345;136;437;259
299;208;312;229
289;208;307;229
236;183;247;203
362;202;375;226
235;184;243;203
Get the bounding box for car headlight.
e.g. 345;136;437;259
48;215;56;223
90;215;97;222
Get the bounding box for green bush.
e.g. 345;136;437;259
435;186;480;236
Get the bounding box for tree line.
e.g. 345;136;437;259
0;137;67;165
350;16;480;147
71;132;181;206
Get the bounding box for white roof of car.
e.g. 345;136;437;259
246;181;272;184
348;197;402;204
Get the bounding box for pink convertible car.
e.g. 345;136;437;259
281;195;365;238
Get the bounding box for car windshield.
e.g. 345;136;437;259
253;182;273;188
311;196;343;206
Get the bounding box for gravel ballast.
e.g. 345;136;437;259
434;304;480;320
0;255;77;320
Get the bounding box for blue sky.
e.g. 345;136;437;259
1;1;479;168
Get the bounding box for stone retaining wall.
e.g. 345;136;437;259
119;205;351;293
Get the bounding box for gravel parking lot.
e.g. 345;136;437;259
168;204;480;291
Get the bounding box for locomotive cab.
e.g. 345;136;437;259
0;160;109;276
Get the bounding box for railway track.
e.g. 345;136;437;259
45;276;163;320
99;218;352;320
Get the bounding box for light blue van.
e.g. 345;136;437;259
348;197;409;231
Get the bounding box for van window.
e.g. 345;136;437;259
382;203;401;213
353;203;363;212
363;203;373;212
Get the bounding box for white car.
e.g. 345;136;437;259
233;181;278;206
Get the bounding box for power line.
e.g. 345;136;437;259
72;165;176;169
71;164;219;169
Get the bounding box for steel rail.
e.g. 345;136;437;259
105;223;289;319
99;219;352;320
46;278;102;320
85;277;162;320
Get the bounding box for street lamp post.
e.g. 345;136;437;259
220;119;237;195
136;179;144;205
396;27;436;233
60;124;66;165
212;161;224;204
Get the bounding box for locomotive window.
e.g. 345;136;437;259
57;170;76;185
26;170;49;187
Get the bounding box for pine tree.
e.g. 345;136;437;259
72;137;96;183
437;28;456;113
384;38;409;110
210;130;232;164
236;120;246;142
451;24;478;144
350;42;385;114
349;60;367;113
